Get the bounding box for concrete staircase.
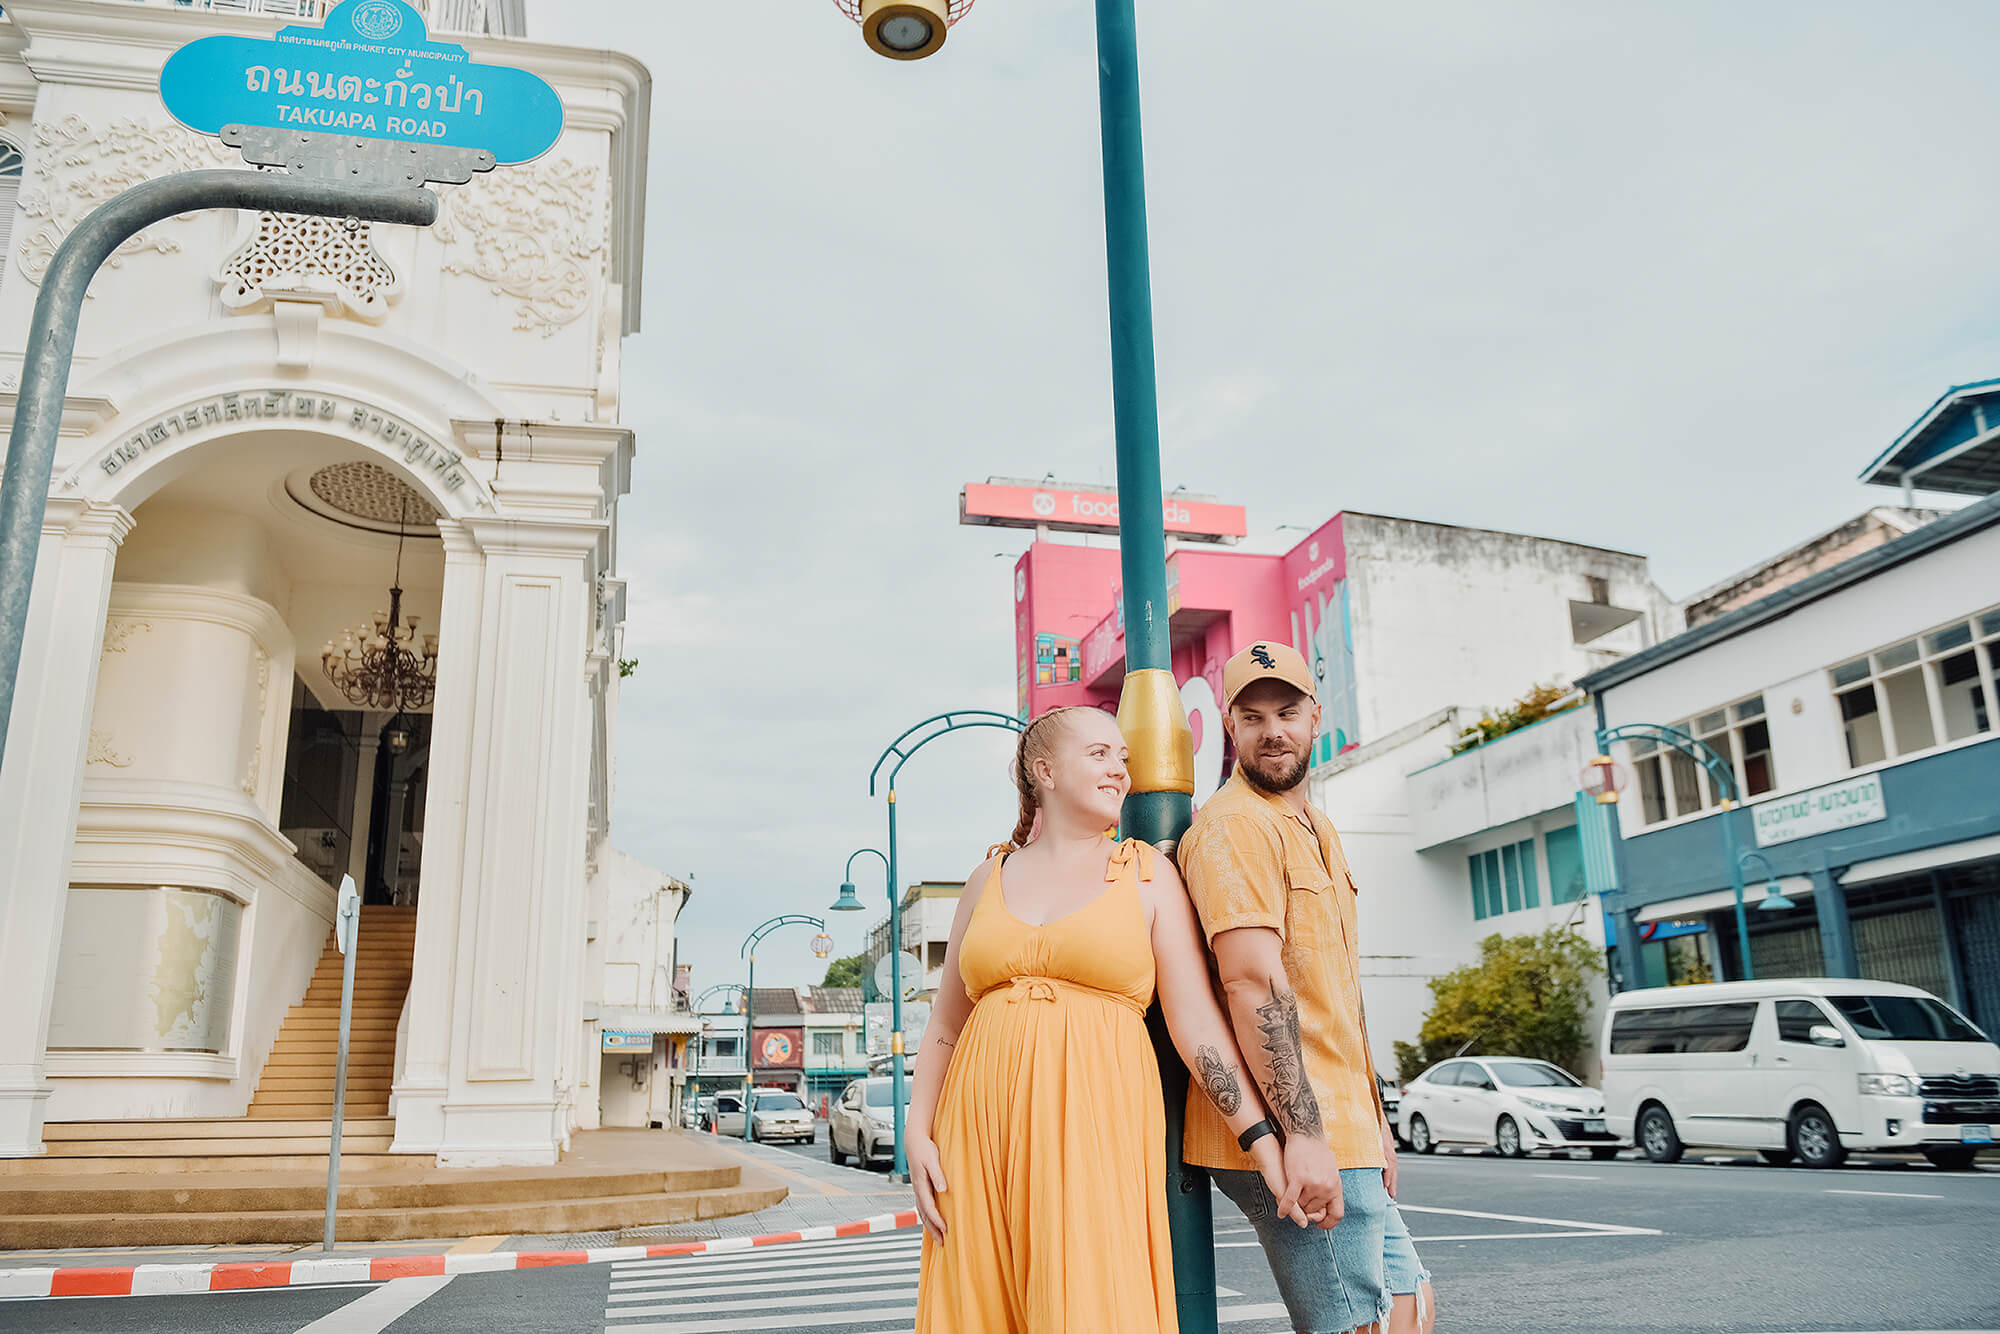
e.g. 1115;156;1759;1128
249;903;415;1119
0;1130;785;1246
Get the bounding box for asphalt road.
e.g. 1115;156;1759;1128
5;1147;1996;1333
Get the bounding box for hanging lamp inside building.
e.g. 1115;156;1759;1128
321;491;439;715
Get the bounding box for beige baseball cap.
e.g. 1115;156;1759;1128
1223;640;1316;709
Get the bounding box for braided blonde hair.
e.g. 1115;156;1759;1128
996;707;1084;855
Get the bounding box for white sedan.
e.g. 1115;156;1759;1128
1400;1056;1620;1159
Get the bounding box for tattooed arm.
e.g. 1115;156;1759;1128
1212;925;1344;1227
1145;858;1311;1225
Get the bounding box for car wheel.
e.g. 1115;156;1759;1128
829;1131;847;1165
1638;1104;1683;1164
1496;1115;1525;1159
1589;1146;1620;1161
1922;1145;1978;1171
1758;1149;1795;1166
1408;1113;1436;1155
1789;1104;1846;1169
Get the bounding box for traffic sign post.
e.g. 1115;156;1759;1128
323;875;362;1251
0;0;564;772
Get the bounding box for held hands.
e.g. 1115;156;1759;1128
1280;1133;1344;1229
907;1131;949;1240
1248;1133;1322;1229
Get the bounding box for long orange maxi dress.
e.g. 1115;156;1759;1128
914;840;1178;1334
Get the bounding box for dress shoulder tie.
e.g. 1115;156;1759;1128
1105;837;1155;885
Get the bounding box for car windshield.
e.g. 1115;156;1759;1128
864;1082;914;1108
1489;1061;1581;1088
755;1093;805;1111
1829;995;1986;1043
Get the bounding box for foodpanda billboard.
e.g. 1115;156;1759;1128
961;479;1246;544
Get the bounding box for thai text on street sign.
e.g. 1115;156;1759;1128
960;478;1247;543
1751;772;1887;847
160;0;562;164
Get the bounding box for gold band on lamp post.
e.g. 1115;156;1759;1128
861;0;948;59
1117;667;1195;797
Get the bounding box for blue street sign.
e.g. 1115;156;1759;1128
160;0;562;166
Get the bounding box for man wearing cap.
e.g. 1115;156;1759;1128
1176;641;1435;1334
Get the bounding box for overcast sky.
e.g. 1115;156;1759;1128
532;1;1994;993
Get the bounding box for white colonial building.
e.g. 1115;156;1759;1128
0;0;652;1166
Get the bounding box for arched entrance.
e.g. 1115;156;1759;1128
0;323;631;1166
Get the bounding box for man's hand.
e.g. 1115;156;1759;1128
1380;1117;1399;1199
1248;1131;1318;1227
1282;1134;1344;1229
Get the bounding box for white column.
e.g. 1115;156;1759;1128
429;516;600;1167
392;522;483;1154
0;501;132;1155
347;732;380;891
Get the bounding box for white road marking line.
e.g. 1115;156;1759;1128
1217;1285;1244;1298
1220;1303;1292;1323
1533;1173;1601;1180
1397;1203;1662;1236
288;1275;452;1334
610;1256;917;1287
1824;1187;1944;1200
620;1234;922;1266
610;1240;920;1276
610;1272;914;1302
608;1287;918;1319
607;1305;917;1333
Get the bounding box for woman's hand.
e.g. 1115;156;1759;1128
1248;1132;1322;1228
907;1131;949;1239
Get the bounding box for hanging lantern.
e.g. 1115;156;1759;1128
810;932;836;959
1580;754;1627;805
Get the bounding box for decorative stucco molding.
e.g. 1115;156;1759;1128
15;116;234;288
433;156;608;336
87;729;132;769
215;212;403;322
100;618;152;655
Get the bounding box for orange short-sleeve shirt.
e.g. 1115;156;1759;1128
1177;766;1384;1173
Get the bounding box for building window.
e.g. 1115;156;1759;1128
0;140;21;287
1543;825;1585;905
1631;693;1777;826
1468;838;1538;920
711;1036;739;1058
1831;607;1998;767
812;1031;843;1057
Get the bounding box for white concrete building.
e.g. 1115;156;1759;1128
0;0;651;1166
589;852;698;1132
1307;524;1676;1076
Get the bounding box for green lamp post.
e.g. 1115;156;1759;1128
837;0;1205;1321
829;847;895;1162
868;711;1025;1180
739;915;832;1143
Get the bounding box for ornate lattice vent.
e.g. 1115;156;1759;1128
215;211;401;321
308;462;440;529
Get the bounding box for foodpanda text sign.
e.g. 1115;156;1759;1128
960;481;1246;543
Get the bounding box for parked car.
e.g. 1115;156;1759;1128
704;1093;740;1134
1379;1074;1403;1147
1602;979;1997;1170
828;1077;914;1169
703;1089;814;1142
1401;1056;1618;1159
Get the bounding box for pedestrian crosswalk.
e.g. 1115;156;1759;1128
597;1228;1294;1334
601;1231;922;1333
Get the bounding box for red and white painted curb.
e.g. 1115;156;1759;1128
0;1209;921;1300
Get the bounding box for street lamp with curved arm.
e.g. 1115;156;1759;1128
739;914;830;1143
1597;722;1767;979
863;710;1025;1180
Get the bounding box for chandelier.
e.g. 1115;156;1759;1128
320;495;438;715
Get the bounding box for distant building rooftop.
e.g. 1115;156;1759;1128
1860;378;2000;497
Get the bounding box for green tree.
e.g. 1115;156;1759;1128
821;952;870;989
1392;926;1605;1083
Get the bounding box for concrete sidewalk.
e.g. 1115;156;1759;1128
0;1133;912;1274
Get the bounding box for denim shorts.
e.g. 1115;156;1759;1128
1212;1165;1429;1334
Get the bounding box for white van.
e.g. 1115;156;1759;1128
1601;979;1998;1170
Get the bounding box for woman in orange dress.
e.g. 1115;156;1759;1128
909;707;1306;1334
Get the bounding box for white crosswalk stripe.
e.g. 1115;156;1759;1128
599;1230;1293;1334
602;1232;919;1333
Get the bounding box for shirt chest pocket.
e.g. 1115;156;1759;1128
1283;860;1336;952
